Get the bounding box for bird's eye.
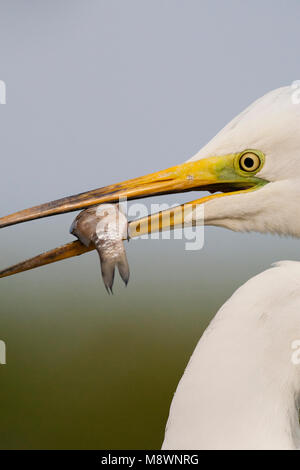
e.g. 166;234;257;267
238;151;262;173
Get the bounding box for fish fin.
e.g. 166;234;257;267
99;256;116;293
117;250;130;286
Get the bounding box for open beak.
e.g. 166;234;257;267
0;153;266;278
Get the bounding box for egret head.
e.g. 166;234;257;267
1;86;300;276
184;86;300;237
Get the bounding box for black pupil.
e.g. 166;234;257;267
243;157;254;169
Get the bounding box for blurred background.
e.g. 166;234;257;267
0;0;300;449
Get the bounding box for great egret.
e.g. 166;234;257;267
1;86;300;450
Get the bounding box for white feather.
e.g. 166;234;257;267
163;262;300;450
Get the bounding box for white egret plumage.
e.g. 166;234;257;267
1;86;300;449
163;261;300;450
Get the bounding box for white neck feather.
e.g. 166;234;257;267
163;261;300;450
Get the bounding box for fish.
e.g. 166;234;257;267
70;204;129;293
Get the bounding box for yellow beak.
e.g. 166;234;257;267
0;152;266;278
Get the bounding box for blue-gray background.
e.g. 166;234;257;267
0;0;299;449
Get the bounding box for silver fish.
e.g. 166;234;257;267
70;204;129;293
